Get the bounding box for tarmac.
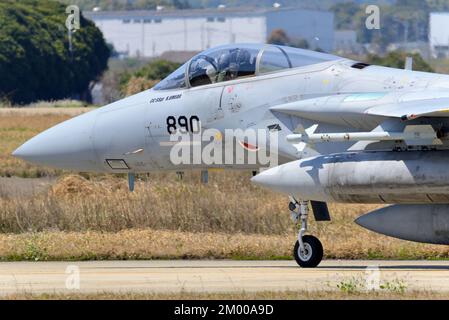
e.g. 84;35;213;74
1;260;449;295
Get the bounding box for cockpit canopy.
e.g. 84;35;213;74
153;44;339;91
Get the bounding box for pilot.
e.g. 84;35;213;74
216;51;232;83
189;59;213;87
234;49;254;77
216;49;253;83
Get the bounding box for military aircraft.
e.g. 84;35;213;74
13;43;449;268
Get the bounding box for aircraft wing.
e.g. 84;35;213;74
270;94;449;125
365;98;449;120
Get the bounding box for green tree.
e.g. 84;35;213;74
366;51;434;73
0;0;110;104
267;29;290;46
134;59;181;80
356;2;430;51
173;0;191;9
331;2;363;30
291;39;310;50
427;0;449;11
57;0;172;10
120;59;180;96
267;29;309;49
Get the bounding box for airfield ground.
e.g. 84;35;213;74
2;260;449;299
6;291;449;300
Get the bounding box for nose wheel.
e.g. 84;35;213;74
293;235;323;268
289;199;323;268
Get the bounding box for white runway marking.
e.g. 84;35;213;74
0;260;448;295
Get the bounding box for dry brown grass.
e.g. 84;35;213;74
0;166;449;260
0;172;292;235
0;229;293;261
123;77;158;96
0;220;449;261
0;108;92;178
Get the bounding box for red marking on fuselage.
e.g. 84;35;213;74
239;140;259;152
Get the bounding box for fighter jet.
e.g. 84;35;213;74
13;44;449;268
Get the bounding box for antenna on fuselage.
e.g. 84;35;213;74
405;56;413;71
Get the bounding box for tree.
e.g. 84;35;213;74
0;0;110;104
172;0;191;9
291;39;310;50
267;29;309;49
331;2;362;30
267;29;290;46
120;59;180;96
366;51;434;73
57;0;173;11
134;59;181;80
356;2;431;52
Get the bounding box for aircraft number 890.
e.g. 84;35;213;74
166;116;200;134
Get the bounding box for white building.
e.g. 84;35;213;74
84;7;334;58
430;12;449;58
334;30;361;54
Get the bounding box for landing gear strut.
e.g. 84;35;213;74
289;198;323;268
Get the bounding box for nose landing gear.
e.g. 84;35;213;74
289;198;323;268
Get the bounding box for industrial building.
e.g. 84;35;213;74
430;12;449;58
84;7;334;58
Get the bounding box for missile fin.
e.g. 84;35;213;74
291;124;319;155
403;125;442;146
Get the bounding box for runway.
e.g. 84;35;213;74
1;260;449;295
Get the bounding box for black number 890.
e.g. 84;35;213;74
166;116;200;134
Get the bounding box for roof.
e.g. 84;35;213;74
159;51;199;63
430;12;449;16
83;7;331;20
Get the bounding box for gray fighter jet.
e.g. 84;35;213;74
13;44;449;267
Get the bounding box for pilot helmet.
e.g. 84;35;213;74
234;49;251;66
218;52;231;70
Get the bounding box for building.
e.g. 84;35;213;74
430;12;449;58
84;7;334;58
333;30;362;54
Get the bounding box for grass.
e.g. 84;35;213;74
430;58;449;75
0;229;294;261
0;108;92;178
1;226;449;261
0;99;94;109
3;290;449;300
336;276;407;294
2;172;449;260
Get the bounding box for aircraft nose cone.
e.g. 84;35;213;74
13;111;100;171
354;209;388;233
354;214;372;229
251;166;283;189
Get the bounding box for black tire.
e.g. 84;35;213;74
293;235;323;268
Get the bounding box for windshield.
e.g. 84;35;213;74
153;44;340;90
189;46;259;87
153;64;187;90
279;45;338;68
